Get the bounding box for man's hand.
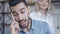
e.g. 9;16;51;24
10;21;20;34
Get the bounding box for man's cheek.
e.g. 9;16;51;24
24;14;28;18
14;17;19;21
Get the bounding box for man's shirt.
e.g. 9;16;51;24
18;20;52;34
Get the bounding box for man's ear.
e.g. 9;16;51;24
28;5;31;14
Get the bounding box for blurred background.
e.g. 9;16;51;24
0;0;60;34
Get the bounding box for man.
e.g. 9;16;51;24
9;0;52;34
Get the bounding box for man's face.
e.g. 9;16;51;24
11;2;29;28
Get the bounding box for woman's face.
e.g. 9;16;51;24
38;0;49;10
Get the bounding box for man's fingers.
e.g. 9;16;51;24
10;20;20;31
13;21;20;31
15;22;20;31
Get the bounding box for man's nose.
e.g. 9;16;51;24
18;13;23;20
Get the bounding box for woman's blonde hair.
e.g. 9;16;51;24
35;0;52;12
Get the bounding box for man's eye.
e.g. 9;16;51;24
13;13;18;16
20;11;25;14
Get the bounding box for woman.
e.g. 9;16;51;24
30;0;51;22
30;0;54;34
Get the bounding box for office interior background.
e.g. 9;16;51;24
0;0;60;34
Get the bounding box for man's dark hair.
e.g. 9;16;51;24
9;0;28;6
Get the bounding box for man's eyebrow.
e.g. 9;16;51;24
20;8;25;10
